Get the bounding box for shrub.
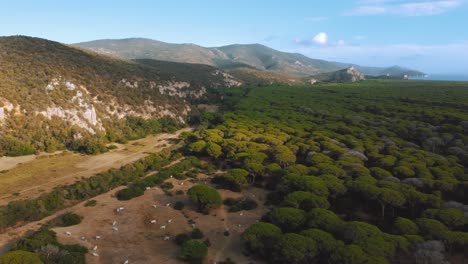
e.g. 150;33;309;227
57;213;82;227
84;200;97;207
179;240;208;263
191;228;204;239
174;201;185;210
116;187;144;201
161;182;174;190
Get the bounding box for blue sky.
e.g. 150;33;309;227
1;0;467;74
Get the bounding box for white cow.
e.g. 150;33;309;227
112;227;119;231
92;252;99;257
152;204;158;208
92;245;98;251
164;236;170;241
150;220;157;224
160;225;166;230
95;236;101;240
65;231;72;236
167;219;173;223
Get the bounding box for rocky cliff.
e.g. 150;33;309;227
0;36;241;155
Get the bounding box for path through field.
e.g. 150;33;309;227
0;128;192;205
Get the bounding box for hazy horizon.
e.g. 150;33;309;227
1;0;467;74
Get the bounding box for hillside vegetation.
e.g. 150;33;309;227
75;38;424;78
0;36;240;156
181;80;468;263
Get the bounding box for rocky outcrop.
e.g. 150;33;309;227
346;67;365;82
308;67;365;83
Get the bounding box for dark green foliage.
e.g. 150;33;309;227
301;228;343;256
187;185;222;212
307;208;344;235
272;233;317;264
12;229;87;264
264;207;306;232
393;217;419;235
224;197;258;212
160;182;174;190
50;213;82;227
190;228;204;239
283;191;330;210
415;218;449;240
242;222;282;256
179;240;208;264
84;200;97;207
116;186;144;201
206;82;468;264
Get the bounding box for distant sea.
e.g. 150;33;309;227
410;74;468;82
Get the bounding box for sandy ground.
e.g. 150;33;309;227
0;173;268;264
52;175;268;264
0;128;192;205
0;155;37;172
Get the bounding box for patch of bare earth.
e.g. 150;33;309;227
4;174;268;263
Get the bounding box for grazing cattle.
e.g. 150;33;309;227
92;245;98;251
92;253;99;257
95;236;101;240
80;236;86;241
191;224;196;228
166;203;171;207
164;236;170;241
160;225;166;230
239;212;244;216
152;204;158;208
112;227;119;231
65;231;72;236
180;182;184;186
167;219;173;223
113;221;117;226
150;220;157;224
124;260;129;264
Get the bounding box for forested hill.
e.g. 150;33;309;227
74;38;424;78
0;36;241;156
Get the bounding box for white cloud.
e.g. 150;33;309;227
346;0;463;16
312;32;328;45
287;42;468;73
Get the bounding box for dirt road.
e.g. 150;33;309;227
0;128;192;205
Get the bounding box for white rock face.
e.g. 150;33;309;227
346;67;365;82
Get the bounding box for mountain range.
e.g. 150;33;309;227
75;38;424;78
0;36;240;155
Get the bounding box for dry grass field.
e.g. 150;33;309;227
0;128;192;205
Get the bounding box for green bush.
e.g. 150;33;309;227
116;186;144;201
84;200;97;207
179;240;208;263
